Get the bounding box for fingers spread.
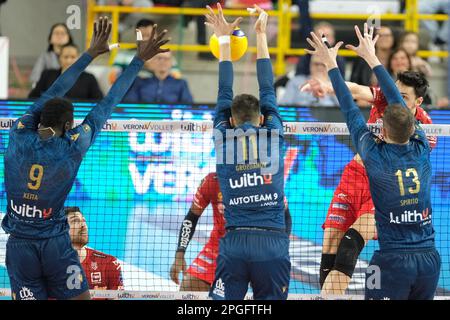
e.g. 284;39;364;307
306;37;317;49
334;41;344;51
310;32;322;46
354;25;363;41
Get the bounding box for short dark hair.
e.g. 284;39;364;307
396;71;429;99
47;23;74;52
60;43;79;54
231;94;260;125
64;206;81;215
40;98;74;130
387;48;412;76
136;19;155;29
383;104;415;143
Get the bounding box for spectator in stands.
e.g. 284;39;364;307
114;18;155;71
30;23;74;86
65;207;124;291
387;47;412;77
387;47;434;106
419;0;448;46
123;51;193;104
29;44;104;101
278;54;338;107
297;21;346;77
399;31;432;77
350;26;395;86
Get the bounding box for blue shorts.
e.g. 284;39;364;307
365;248;441;300
6;232;89;300
210;229;291;300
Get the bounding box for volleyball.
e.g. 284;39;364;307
209;28;248;61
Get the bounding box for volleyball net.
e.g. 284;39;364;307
0;117;449;300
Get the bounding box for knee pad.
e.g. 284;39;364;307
334;228;365;278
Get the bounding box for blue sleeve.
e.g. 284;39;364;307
257;58;283;130
180;79;193;104
15;53;93;131
214;61;233;129
372;65;405;107
74;56;144;155
328;67;376;159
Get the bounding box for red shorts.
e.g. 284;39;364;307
186;240;219;285
323;160;375;232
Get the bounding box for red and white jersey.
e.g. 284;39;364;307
368;87;436;148
81;247;124;290
193;173;226;246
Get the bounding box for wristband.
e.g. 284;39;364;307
218;35;231;45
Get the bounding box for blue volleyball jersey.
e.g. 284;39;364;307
329;65;435;251
213;59;285;230
2;53;144;239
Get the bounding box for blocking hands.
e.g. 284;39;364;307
204;3;242;37
136;25;171;61
87;16;113;58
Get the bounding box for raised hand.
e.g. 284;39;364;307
136;25;170;61
253;4;268;34
305;32;343;70
204;3;242;37
300;78;332;98
87;16;113;58
345;23;379;62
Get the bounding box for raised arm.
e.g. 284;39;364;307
346;24;405;107
18;17;113;130
76;26;170;152
253;5;282;129
306;32;375;157
205;3;242;128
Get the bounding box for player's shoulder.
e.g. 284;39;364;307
415;107;432;124
87;247;117;261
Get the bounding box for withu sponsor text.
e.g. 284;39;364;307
229;173;272;189
10;200;52;219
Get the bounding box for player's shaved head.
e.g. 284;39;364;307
231;94;261;126
40;97;74;136
383;104;415;144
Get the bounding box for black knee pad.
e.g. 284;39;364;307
334;228;365;278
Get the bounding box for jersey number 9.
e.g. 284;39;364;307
27;164;44;190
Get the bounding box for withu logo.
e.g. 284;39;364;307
229;173;272;189
389;208;431;224
181;122;209;132
10;200;52;219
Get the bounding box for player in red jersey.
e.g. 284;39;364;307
303;68;434;294
65;207;124;291
170;172;292;291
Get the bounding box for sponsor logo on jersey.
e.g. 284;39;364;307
229;173;272;189
328;214;346;224
331;203;349;211
389;208;431;224
10;200;52;219
71;133;80;141
91;272;102;284
212;278;225;298
19;287;36;300
229;193;277;206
